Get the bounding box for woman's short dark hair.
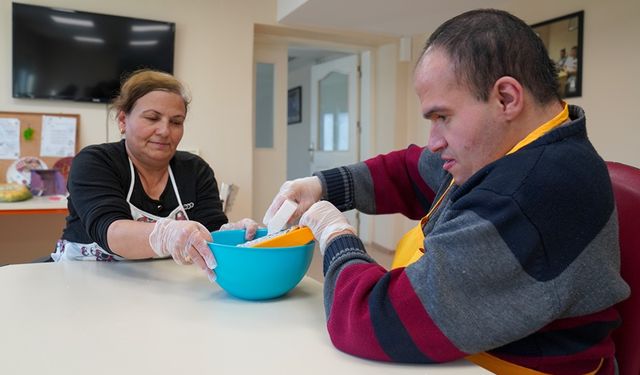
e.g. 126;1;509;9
421;9;560;104
111;69;191;115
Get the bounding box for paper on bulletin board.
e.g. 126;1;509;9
0;118;20;160
40;116;77;157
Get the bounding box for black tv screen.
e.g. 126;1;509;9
12;3;175;103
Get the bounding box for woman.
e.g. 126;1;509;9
52;70;227;282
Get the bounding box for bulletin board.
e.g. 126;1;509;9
0;111;80;183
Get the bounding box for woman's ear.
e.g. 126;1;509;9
493;76;524;121
117;111;126;134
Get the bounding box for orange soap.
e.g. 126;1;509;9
241;226;314;248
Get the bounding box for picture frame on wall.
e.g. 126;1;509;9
287;86;302;125
531;11;584;98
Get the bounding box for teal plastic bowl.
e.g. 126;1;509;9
208;228;314;300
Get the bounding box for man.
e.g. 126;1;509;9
556;48;567;70
264;9;629;374
562;46;579;93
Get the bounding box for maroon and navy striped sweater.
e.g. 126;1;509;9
315;105;629;374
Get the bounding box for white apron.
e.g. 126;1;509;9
52;159;189;261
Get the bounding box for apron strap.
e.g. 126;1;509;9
466;352;603;375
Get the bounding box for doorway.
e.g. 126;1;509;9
286;47;351;179
287;48;366;234
253;30;375;244
254;27;419;281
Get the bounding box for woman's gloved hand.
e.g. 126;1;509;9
149;218;216;282
299;201;355;254
263;176;322;227
219;218;260;240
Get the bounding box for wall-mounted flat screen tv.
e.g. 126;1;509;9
12;3;175;103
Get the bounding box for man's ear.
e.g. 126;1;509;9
493;76;523;120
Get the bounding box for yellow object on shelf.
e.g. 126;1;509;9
240;226;314;248
0;183;33;202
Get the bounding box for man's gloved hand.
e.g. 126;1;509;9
149;218;216;282
263;176;322;227
299;201;355;254
219;218;260;240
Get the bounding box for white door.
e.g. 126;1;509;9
310;54;360;230
310;54;359;172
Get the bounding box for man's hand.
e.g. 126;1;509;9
263;176;322;227
299;201;355;254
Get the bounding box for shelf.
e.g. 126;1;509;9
0;195;68;215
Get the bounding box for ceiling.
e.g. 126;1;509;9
278;0;588;37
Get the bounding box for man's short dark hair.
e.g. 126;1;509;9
421;9;560;104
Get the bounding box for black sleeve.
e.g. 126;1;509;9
178;154;228;232
65;143;132;252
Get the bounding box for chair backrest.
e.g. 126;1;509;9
607;161;640;375
219;182;239;214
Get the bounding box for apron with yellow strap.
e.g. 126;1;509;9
391;104;603;375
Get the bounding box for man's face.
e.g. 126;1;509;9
414;49;512;185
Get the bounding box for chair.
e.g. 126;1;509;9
219;182;238;214
607;161;640;375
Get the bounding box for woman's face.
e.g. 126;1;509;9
118;90;186;169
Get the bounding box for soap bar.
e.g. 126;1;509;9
267;199;298;235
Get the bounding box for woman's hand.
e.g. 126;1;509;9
219;218;261;240
149;218;216;282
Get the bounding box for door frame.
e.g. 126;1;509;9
254;25;388;242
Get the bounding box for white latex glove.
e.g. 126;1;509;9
263;176;322;227
299;201;355;254
149;218;216;282
219;218;260;240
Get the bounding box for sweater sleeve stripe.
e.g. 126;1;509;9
369;271;435;363
327;263;391;361
387;270;467;361
364;145;434;219
487;307;620;373
327;262;465;363
496;319;619;357
537;307;619;331
405;144;436;210
492;307;620;358
496;344;614;374
317;167;354;211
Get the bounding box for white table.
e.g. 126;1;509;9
0;260;489;374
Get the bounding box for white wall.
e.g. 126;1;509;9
367;43;417;249
406;1;640;169
1;0;278;223
252;39;288;221
574;0;640;167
